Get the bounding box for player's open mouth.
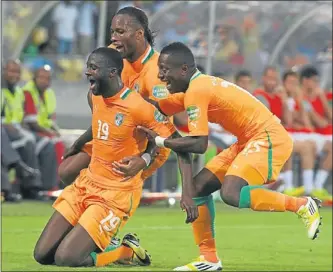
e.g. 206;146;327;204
89;79;96;90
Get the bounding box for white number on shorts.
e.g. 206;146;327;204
97;120;109;140
242;140;266;156
99;210;121;233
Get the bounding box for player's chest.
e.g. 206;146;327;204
92;105;135;142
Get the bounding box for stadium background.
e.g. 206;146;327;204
1;1;332;271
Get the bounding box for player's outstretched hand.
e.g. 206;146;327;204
180;195;199;224
112;156;147;178
137;126;159;142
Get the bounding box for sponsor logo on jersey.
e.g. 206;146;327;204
115;113;124;126
152;85;168;99
187;105;201;121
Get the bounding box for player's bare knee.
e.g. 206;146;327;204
54;248;79;267
33;246;52;265
220;176;247;208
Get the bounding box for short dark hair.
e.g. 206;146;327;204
300;65;319;81
160;42;195;68
235;70;251;82
282;70;298;82
116;7;156;46
263;65;277;76
91;47;124;75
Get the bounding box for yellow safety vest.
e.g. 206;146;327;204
22;80;56;129
1;86;25;124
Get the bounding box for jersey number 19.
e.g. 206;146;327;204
97;120;109;140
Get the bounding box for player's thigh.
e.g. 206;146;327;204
53;176;86;226
204;143;238;184
226;127;293;185
34;211;74;264
54;223;97;267
78;188;142;251
58;152;91;185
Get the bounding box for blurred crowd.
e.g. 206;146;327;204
3;1;332;86
1;61;65;202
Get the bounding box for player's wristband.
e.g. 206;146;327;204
141;153;152;167
155;136;166;147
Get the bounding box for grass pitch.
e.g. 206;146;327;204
1;201;332;271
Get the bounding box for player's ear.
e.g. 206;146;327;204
136;29;144;40
181;64;188;76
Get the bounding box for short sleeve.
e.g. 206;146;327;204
158;93;185;116
134;101;175;138
184;88;210;136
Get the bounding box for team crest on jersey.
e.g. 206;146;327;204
134;83;140;92
154;109;168;123
152;85;168;99
115;113;124;126
187;105;201;121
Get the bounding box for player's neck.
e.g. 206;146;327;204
102;80;124;98
127;41;149;63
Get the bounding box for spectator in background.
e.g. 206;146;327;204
215;26;239;62
162;12;189;46
278;70;317;197
234;70;253;92
1;60;45;199
52;0;78;55
77;1;98;56
253;66;292;127
22;66;61;192
300;66;332;201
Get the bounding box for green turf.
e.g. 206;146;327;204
2;201;332;271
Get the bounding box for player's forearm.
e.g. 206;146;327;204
141;147;170;181
143;140;157;158
163;136;208;154
75;126;92;149
176;152;194;196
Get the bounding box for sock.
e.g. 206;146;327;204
239;186;307;213
192;195;218;263
314;170;329;190
283;170;293;190
90;245;133;267
303;169;314;194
